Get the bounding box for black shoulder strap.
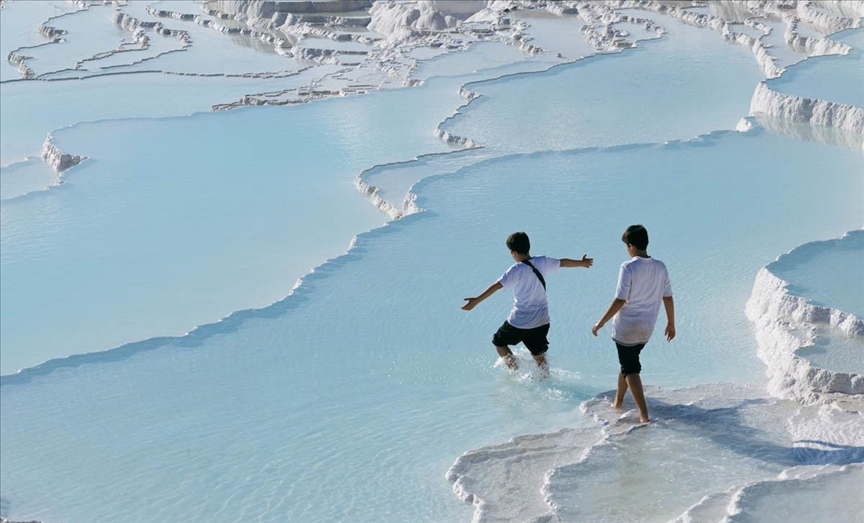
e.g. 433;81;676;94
522;259;546;290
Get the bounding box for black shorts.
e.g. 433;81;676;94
615;342;646;376
492;321;550;356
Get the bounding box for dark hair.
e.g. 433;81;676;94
506;231;530;255
622;224;649;250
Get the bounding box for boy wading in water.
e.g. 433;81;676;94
592;225;675;423
462;231;593;375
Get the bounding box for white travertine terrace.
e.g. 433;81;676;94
785;18;853;55
673;463;864;522
19;1;863;172
609;0;787;77
746;232;864;402
9;0;864;230
113;11;192;47
5;10;74;80
40;135;86;173
207;0;374;18
433;128;480;148
607;0;861;77
368;1;484;38
750;82;864;135
7;49;36;79
4;4;863;522
798;0;864;33
354;176;403;220
137;3;376;70
448;382;864;523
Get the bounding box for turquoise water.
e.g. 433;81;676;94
517;9;605;60
799;326;864;375
0;157;58;200
771;230;864;318
1;4;862;523
2;128;861;523
20;6;134;77
760;17;810;71
412;41;541;79
443;18;763;152
116;17;299;76
0;0;81;81
769;230;864;376
767;28;864;107
0;67;336;162
0;74;477;374
17;2;302;79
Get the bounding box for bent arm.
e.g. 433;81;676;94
462;281;503;311
592;298;626;336
560;254;593;268
663;296;676;341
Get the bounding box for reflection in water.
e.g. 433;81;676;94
755;114;864;151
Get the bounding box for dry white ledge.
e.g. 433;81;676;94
750;82;864;135
354;177;403;219
785;18;852;56
41;135;86;173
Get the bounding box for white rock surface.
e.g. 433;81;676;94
750;82;864;135
40;135;86;173
745;231;864;402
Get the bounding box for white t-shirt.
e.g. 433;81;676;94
497;255;560;329
611;256;672;346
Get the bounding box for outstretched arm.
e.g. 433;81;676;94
560;254;593;268
663;296;676;341
592;298;626;336
462;281;503;311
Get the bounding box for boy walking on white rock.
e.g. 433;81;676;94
462;231;593;375
592;224;675;423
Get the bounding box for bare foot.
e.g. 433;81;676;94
611;400;623;410
537;363;550;381
639;416;650;424
503;355;519;370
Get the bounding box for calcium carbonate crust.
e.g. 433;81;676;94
745;231;864;403
40;135;86;173
7;6;863;521
673;463;864;522
5;6;84;79
447;383;863;523
750;82;864;136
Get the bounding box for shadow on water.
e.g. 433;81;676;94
793;440;864;464
645;397;864;467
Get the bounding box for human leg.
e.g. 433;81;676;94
613;371;628;409
532;353;550;379
492;322;522;370
523;324;551;375
625;373;649;423
496;346;518;369
615;342;647;419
